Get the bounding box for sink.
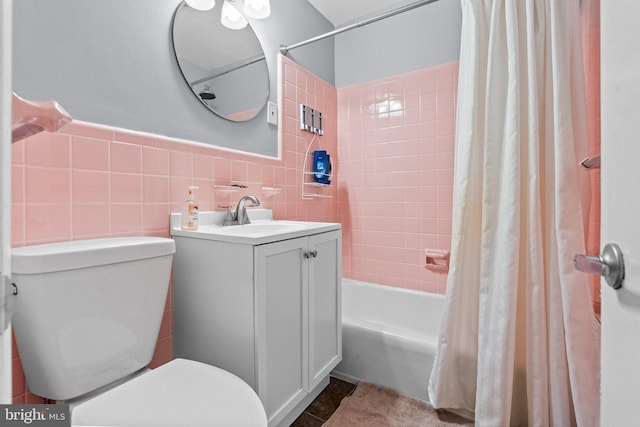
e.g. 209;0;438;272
201;221;307;237
170;211;341;245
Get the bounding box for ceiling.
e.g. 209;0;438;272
306;0;411;26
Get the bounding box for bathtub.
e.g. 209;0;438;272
332;279;445;402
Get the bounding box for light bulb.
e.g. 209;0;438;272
185;0;216;11
221;1;248;30
243;0;271;19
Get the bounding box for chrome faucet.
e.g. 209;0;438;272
224;195;261;226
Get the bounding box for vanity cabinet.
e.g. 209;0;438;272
173;227;341;427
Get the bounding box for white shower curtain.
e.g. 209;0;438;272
428;0;601;426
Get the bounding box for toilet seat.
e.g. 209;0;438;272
71;359;267;427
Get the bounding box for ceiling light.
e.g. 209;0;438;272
221;0;248;30
185;0;216;11
244;0;271;19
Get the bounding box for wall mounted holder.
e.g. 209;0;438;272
261;187;282;198
301;133;332;200
300;104;324;135
11;93;72;143
425;249;450;271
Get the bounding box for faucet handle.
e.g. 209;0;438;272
241;207;251;224
222;206;234;226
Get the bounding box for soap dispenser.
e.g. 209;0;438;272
181;186;199;230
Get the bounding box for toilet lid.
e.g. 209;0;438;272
71;359;267;427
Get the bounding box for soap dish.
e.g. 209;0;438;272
261;187;282;198
214;185;243;197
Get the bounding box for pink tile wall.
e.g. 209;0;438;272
280;55;339;218
15;48;594;399
11;48;598;402
337;62;459;294
10;55;337;403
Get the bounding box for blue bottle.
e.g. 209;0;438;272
313;150;331;185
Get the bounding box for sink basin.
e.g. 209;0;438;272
199;221;308;238
171;214;341;245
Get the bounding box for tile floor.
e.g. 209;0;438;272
291;377;357;426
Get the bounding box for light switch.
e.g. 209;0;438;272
267;101;278;125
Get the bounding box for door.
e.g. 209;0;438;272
307;230;342;390
600;2;640;424
0;0;12;404
254;237;309;426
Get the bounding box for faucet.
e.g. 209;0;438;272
224;195;261;226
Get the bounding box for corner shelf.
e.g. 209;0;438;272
302;174;333;199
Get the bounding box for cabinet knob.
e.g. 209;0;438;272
303;250;318;259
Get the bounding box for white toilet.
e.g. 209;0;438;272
11;237;267;427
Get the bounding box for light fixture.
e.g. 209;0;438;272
185;0;216;11
243;0;271;19
221;0;248;30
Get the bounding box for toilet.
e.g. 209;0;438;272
11;237;267;427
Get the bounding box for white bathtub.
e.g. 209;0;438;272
332;278;445;402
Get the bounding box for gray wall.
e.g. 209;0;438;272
13;0;462;155
13;0;334;157
334;0;462;88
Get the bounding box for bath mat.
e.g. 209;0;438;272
323;382;473;427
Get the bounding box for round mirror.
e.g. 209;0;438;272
172;1;269;122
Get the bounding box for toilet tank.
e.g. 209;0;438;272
11;237;176;401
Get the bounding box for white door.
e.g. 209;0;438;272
307;230;342;390
254;237;309;426
0;0;13;404
600;2;640;424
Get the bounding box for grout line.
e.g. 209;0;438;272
303;411;326;423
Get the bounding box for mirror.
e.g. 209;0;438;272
172;1;269;122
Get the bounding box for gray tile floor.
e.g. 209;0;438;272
290;377;356;426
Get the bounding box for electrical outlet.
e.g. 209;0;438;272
267;101;278;125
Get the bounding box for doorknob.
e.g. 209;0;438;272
574;243;625;289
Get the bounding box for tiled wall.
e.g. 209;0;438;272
10;54;337;403
337;62;458;294
10;46;599;402
281;56;339;208
336;47;600;305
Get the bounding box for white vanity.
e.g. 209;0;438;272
170;210;342;427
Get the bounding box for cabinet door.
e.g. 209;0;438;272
254;237;309;426
308;230;342;390
173;237;256;388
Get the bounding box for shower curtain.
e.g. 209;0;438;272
428;0;601;426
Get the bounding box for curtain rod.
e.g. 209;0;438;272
190;54;265;87
280;0;441;55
